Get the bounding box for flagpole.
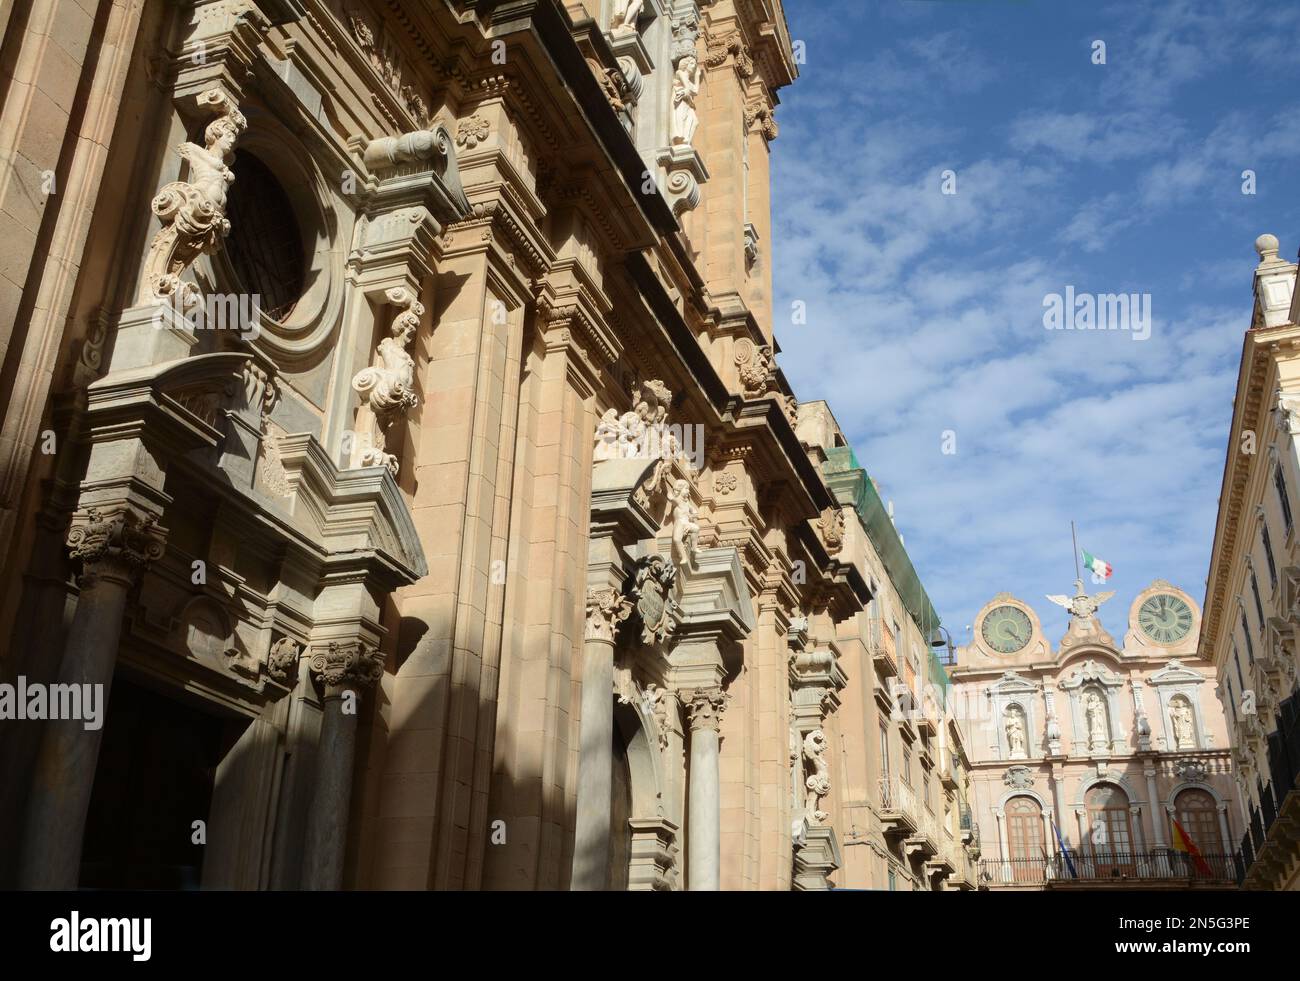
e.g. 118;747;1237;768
1071;521;1081;581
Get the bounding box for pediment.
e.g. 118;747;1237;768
1059;657;1124;689
1147;659;1204;686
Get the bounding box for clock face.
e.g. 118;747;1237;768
1138;594;1194;644
981;605;1033;654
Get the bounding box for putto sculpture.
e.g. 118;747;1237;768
139;89;247;305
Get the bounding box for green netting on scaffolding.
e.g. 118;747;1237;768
823;445;950;705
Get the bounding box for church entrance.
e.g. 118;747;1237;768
78;676;234;889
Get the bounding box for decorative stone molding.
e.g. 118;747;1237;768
586;586;633;643
1174;758;1209;782
455;114;490;149
743;100;778;141
1003;765;1034;789
345;5;433;126
266;636;302;685
685;687;727;732
594;379;672;462
704;26;754;77
670;7;701;64
735;340;778;399
349;287;422;475
139;89;246;304
632;554;678;645
713;470;738;496
309;640;384;691
818;506;845;555
67;506;167;583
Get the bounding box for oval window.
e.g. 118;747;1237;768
224;150;306;322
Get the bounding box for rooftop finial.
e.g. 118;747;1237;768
1255;233;1280;263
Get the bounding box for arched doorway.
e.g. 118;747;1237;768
1085;783;1135;876
1006;796;1045;883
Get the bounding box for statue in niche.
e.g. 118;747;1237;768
350;288;422;475
671;55;702;147
611;0;645;34
140;89;247;303
1005;706;1027;758
1170;697;1195;750
665;478;700;571
1085;690;1109;750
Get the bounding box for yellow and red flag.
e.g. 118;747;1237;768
1170;817;1214;877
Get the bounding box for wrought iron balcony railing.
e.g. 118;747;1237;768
978;851;1239;886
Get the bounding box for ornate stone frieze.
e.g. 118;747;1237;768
345;5;432;126
743;100;778;141
139;89;246;304
309;640;384;691
713;470;738;496
685;687;728;732
586;586;633;643
267;636;302;685
67;506;167;582
349;287;422;475
1175;758;1208;782
632;554;678;645
670;8;701;64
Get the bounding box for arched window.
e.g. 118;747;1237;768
1173;789;1219;854
1085;784;1134;873
224;150;306;322
1006;796;1044;883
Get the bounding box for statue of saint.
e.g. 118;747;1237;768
1171;699;1195;749
671;56;701;147
1005;708;1026;757
1085;691;1108;749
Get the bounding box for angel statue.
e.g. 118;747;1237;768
1046;579;1115;620
140;89;247;304
610;0;644;34
665;478;701;571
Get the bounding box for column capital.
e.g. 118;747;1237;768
66;505;167;585
309;641;384;694
685;687;728;732
585;586;633;644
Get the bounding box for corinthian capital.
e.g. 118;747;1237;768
586;587;633;643
309;641;384;692
66;506;167;584
686;687;728;732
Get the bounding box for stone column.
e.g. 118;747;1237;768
1144;763;1166;848
1216;802;1232;855
1050;765;1068;848
19;506;165;889
302;642;384;890
994;808;1008;862
571;587;631;890
686;687;727;890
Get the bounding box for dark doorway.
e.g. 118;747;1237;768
608;710;634;890
78;677;232;889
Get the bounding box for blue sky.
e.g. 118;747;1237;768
771;0;1300;646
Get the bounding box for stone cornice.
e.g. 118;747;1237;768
1202;322;1300;663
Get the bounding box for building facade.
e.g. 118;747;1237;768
950;580;1240;890
1201;233;1300;891
0;0;979;891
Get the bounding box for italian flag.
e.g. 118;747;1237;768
1171;817;1214;877
1082;550;1112;580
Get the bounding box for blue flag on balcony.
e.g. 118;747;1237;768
1052;819;1078;879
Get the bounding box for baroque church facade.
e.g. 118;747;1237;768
0;0;982;891
951;580;1240;888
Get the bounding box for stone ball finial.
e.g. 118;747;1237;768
1256;233;1280;261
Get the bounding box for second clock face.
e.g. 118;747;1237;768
1138;594;1193;644
981;605;1033;654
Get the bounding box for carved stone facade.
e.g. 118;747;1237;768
0;0;955;894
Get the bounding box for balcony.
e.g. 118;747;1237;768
904;806;941;860
1240;691;1300;889
867;618;897;678
878;777;919;836
979;851;1240;889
